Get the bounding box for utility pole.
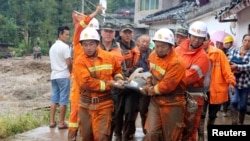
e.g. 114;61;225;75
82;0;84;13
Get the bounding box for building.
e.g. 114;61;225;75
136;0;243;46
215;0;250;46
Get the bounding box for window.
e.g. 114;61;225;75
140;0;159;11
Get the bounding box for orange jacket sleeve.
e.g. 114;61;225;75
218;49;236;86
112;57;124;81
73;16;92;59
148;51;186;95
75;56;111;92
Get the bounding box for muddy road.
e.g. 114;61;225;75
0;56;51;116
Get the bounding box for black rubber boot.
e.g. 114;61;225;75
239;112;246;125
230;105;238;125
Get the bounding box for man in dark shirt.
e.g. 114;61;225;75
130;34;152;134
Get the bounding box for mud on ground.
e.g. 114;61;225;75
0;56;51;115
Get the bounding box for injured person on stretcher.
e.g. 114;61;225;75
122;67;152;92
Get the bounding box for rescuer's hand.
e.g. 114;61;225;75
112;80;125;89
139;85;150;96
90;4;103;18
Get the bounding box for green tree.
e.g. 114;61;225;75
0;15;18;44
0;0;135;55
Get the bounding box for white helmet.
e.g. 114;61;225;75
87;18;99;30
152;28;175;45
79;27;100;42
188;21;207;37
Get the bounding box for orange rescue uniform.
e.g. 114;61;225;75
68;15;93;137
74;47;123;140
206;45;236;104
144;49;186;141
175;39;209;141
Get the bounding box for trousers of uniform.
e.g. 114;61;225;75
183;94;204;141
78;106;113;141
68;102;79;140
144;95;186;141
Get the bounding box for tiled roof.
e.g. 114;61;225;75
215;0;250;20
139;1;195;24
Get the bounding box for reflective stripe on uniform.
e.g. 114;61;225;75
100;80;105;92
150;63;165;75
187;91;204;96
154;85;160;95
88;64;113;72
79;20;87;28
190;64;203;78
114;73;123;80
69;122;79;128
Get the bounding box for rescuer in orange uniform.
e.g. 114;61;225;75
175;21;210;141
198;33;236;140
74;27;124;141
140;28;187;141
68;5;102;141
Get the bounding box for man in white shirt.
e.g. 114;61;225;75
49;25;72;129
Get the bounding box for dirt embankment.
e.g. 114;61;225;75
0;56;51;115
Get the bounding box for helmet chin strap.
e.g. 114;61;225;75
191;44;203;49
190;37;205;49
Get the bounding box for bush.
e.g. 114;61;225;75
0;106;70;139
0;110;49;139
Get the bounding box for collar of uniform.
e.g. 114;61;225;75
83;45;106;59
178;39;204;54
100;38;118;51
207;45;218;54
116;36;135;49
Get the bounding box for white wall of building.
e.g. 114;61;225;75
195;15;235;47
198;16;231;36
148;23;182;38
236;6;250;47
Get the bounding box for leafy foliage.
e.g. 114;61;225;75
0;111;49;139
0;0;134;55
